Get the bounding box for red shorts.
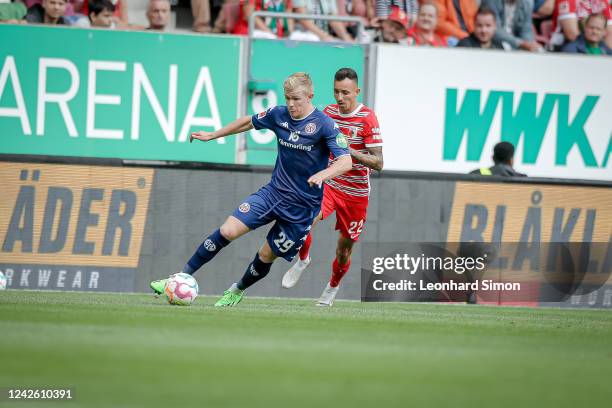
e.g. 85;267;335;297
320;186;369;241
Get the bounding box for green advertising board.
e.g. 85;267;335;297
246;39;364;165
0;25;241;163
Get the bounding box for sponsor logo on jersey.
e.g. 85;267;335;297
203;239;217;252
305;122;317;134
280;122;289;128
336;134;348;148
288;132;300;142
278;138;313;151
239;202;250;213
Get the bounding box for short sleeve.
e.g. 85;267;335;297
363;113;383;148
323;120;350;159
251;107;276;130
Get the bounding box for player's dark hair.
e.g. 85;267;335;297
493;142;515;164
475;6;497;22
89;0;116;20
335;68;358;84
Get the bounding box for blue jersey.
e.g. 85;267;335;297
251;106;349;209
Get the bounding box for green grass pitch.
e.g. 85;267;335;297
1;291;611;408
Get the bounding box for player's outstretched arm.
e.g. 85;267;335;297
190;116;254;143
307;155;353;187
350;146;383;171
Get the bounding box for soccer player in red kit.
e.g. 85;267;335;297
281;67;384;306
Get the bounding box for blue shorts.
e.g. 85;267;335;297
231;185;319;261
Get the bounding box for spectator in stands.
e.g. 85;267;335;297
533;0;554;18
482;0;542;51
231;0;292;38
374;0;418;29
146;0;170;30
470;141;526;176
1;0;27;22
79;0;127;26
23;0;80;21
550;0;612;50
210;0;226;31
562;13;612;54
337;0;372;40
377;4;409;42
337;0;371;21
191;0;211;32
406;1;448;46
457;6;507;48
25;0;67;24
74;0;115;27
434;0;477;42
291;0;352;41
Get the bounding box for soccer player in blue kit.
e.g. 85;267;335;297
150;73;352;306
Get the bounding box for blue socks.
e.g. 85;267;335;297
183;230;274;292
237;253;273;290
183;229;230;275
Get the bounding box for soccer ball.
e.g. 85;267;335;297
0;271;6;290
164;273;198;306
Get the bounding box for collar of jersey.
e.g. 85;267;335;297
289;107;317;121
336;104;363;118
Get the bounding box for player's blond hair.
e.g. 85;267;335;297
283;72;314;95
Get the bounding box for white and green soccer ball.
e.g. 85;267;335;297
164;273;198;306
0;271;7;290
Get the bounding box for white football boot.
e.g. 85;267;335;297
316;283;340;307
281;257;311;288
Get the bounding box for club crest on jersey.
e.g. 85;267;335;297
336;134;348;148
239;202;251;213
305;122;317;134
258;107;273;119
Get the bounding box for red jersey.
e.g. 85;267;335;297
406;27;448;47
552;0;612;33
323;104;383;200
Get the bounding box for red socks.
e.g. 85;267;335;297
298;232;312;261
330;258;351;287
299;233;351;287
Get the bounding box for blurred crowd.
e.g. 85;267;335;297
0;0;610;55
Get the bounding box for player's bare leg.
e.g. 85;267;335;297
281;212;323;288
317;234;354;307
